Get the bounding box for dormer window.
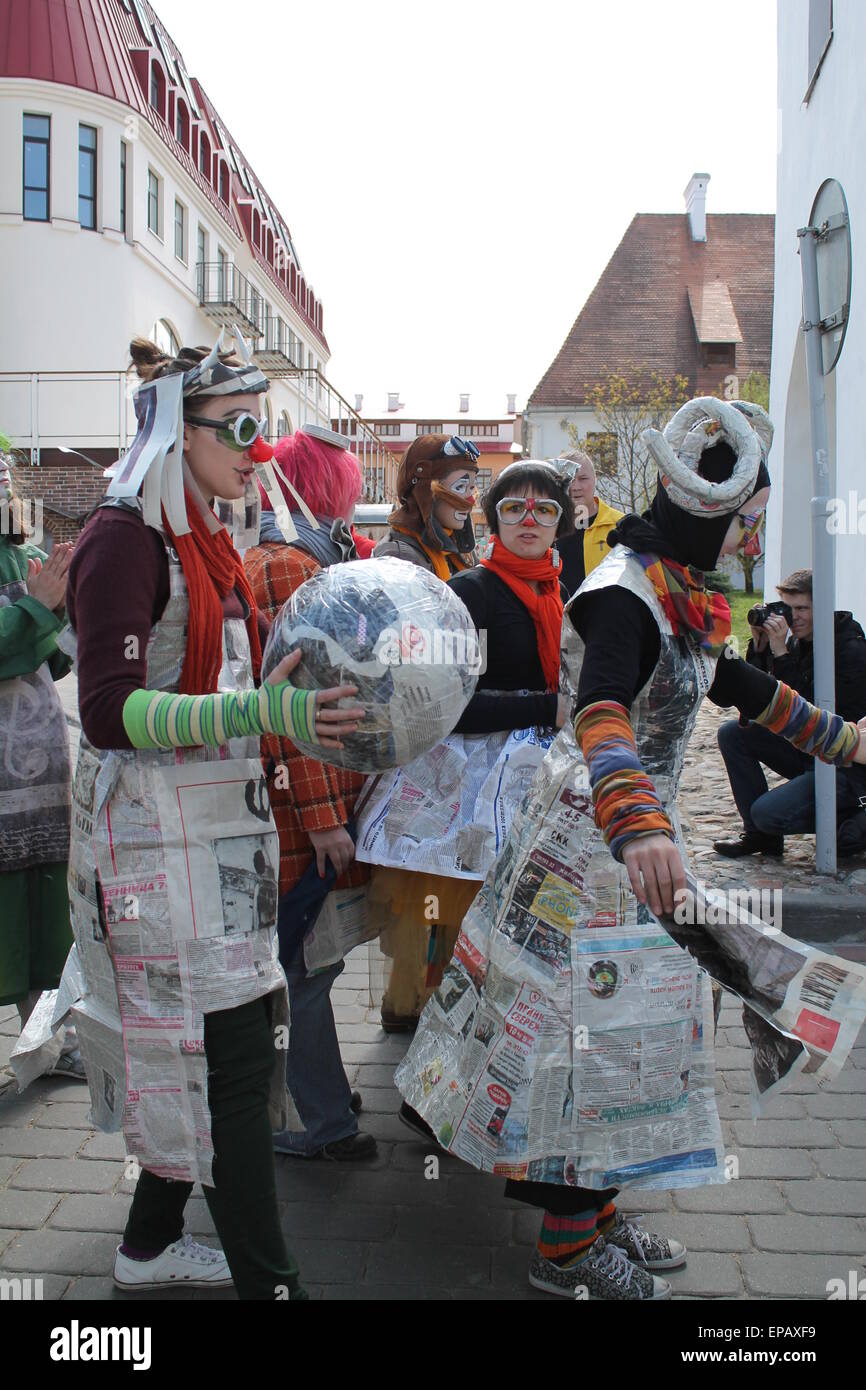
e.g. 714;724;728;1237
149;61;166;120
199;131;211;181
218;161;229;204
176;100;189;151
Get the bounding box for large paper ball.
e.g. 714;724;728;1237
262;557;480;772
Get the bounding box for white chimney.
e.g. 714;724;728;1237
506;393;516;415
387;392;401;412
684;172;710;242
459;393;470;413
354;393;363;413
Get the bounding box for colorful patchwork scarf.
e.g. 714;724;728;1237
635;554;731;656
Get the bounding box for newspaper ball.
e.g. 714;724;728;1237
261;557;480;772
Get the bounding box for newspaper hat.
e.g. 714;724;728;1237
642;397;772;517
107;327;277;538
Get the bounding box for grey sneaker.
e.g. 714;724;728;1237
604;1216;686;1270
51;1048;87;1081
528;1235;671;1300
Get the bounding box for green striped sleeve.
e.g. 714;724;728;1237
122;683;323;750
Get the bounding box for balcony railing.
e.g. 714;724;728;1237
197;261;264;338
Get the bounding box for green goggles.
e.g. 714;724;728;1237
184;411;268;452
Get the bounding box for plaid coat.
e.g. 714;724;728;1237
243;541;368;897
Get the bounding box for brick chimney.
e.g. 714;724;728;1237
684;172;710;242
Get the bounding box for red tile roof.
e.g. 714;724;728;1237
528;213;774;407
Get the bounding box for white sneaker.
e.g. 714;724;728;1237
114;1234;233;1291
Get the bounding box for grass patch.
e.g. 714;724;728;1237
726;590;758;652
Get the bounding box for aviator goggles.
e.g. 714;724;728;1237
495;496;563;527
184;412;268;453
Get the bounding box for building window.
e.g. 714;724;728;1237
376;423;401;437
216;246;228;299
703;342;736;368
23;114;50;221
120;140;128;235
416;423;443;435
462;423;499;437
152;319;181;356
277;412;291;439
147;168;160;236
219;161;229;204
174;199;186;262
78;124;97;229
150;62;165;119
199;132;211;181
476;468;493;493
196;224;207;296
176;100;189;150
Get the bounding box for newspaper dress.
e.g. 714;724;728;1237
62;500;289;1185
397;547;725;1190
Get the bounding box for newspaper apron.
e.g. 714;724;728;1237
356;709;556;1016
397;546;726;1191
0;571;71;871
64;501;289;1185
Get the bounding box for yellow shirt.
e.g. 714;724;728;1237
583;497;625;575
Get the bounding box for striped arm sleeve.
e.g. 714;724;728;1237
122;683;321;750
753;682;860;767
574;699;675;861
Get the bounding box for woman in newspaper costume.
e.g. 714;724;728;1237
360;457;574;1030
397;398;866;1301
59;331;362;1300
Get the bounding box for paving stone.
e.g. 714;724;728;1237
354;1064;402;1089
32;1104;95;1130
742;1252;863;1299
664;1252;744;1297
11;1159;121;1194
0;1190;63;1229
0;1270;71;1299
2;1229;119;1275
290;1236;366;1284
272;1162;343;1201
0;1127;85;1158
674;1180;786;1214
747;1214;866;1254
813;1149;866;1180
315;1282;452;1300
28;1079;93;1104
386;1141;464;1173
78;1132;125;1161
735;1148;816;1180
339;1042;413;1064
281;1201;395;1242
349;1086;399;1114
655;1214;751;1252
0;1156;21;1186
491;1243;559;1297
830;1122;866;1146
802;1093;866;1119
445;1173;520;1208
49;1194;132;1232
732;1120;835;1148
822;1069;866;1093
396;1204;512;1245
0;1229;18;1259
362;1112;419;1143
613;1189;676;1215
782;1180;866;1215
61;1277;128;1300
366;1240;490;1288
331;1168;448;1208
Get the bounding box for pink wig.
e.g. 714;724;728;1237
262;432;363;520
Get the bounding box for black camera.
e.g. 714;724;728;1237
747;600;793;629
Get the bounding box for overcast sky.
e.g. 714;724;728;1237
155;0;778;416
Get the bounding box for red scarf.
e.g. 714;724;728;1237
163;492;263;695
480;536;563;691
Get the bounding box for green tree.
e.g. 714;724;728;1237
565;365;690;514
739;371;770;412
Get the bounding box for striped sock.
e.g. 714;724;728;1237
596;1201;617;1236
537;1209;599;1267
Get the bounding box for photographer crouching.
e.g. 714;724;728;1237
714;569;866;860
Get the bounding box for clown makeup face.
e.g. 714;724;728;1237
496;486;560;561
432;468;477;531
182;392;267;505
718;486;771;558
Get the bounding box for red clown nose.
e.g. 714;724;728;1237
248;437;274;463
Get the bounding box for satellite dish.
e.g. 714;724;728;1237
808;178;851;374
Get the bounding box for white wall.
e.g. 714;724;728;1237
768;0;866;618
0;80;330;454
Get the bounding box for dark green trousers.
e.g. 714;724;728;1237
124;995;306;1301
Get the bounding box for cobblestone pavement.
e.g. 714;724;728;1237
0;685;863;1300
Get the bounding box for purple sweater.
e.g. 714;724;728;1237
67;507;269;750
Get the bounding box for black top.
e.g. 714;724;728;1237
448;567;560;734
569;585;783;721
558;529;588;597
745;611;866;722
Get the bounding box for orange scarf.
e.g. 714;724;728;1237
480;536;563;691
163;491;263;695
391;525;471;583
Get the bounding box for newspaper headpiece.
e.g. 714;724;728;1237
107;327;279;540
642;397;772;517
